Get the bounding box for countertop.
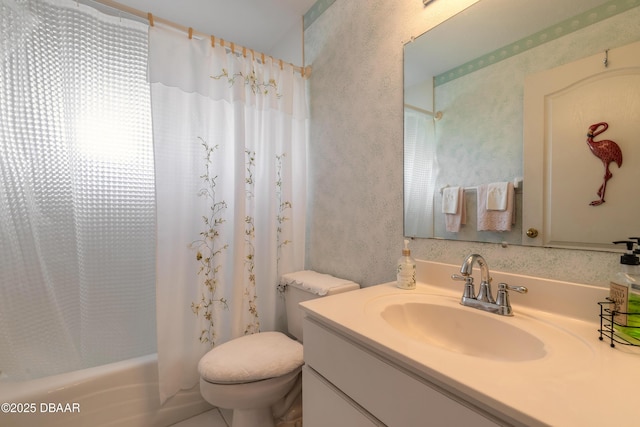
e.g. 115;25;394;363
300;261;639;427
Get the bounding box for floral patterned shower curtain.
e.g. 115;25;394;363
148;26;307;403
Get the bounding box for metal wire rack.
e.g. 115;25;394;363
598;298;640;348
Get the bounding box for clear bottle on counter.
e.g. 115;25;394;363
397;239;416;290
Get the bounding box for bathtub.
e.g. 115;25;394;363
0;354;212;427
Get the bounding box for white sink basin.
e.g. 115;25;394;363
380;302;545;361
365;292;593;364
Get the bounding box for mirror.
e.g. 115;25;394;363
403;0;637;249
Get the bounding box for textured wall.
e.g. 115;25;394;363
304;0;635;288
431;6;640;245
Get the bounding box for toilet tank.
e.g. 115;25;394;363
285;280;359;342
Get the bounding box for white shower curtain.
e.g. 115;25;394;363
404;108;436;237
148;27;308;403
0;0;155;381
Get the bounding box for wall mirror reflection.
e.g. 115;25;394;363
403;0;640;251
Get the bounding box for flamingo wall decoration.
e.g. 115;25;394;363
586;121;622;206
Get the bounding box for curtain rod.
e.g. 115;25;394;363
404;103;443;120
91;0;311;77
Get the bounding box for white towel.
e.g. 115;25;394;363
441;186;460;214
486;181;508;211
445;187;466;233
477;182;515;231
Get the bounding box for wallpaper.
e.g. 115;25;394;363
433;5;640;244
304;0;639;289
435;0;640;85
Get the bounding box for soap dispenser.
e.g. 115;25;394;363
397;239;416;290
609;240;640;340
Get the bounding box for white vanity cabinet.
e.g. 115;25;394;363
302;317;504;427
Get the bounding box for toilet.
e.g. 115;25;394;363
198;271;360;427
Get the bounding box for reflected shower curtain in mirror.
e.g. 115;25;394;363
404;108;436;237
148;27;308;403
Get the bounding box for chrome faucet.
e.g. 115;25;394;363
452;254;527;316
460;254;494;303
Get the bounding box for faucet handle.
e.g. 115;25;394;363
451;274;475;300
495;283;528;316
498;283;528;294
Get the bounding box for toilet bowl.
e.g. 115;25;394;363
198;271;359;427
199;331;303;427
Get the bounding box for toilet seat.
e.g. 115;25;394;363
198;331;303;384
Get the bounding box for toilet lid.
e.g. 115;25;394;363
198;331;304;384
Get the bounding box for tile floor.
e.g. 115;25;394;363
170;406;302;427
170;408;232;427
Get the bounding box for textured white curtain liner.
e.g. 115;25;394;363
149;26;307;403
404;109;436;237
0;0;155;381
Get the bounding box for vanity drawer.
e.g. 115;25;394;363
303;317;502;427
303;365;383;427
